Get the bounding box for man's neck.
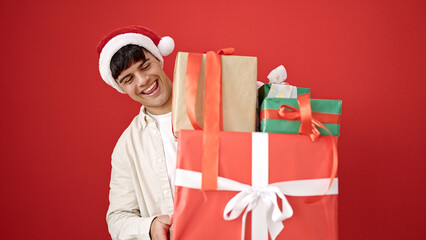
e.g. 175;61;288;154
144;99;172;115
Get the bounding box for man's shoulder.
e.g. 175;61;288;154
112;110;147;153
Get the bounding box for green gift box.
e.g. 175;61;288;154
260;97;342;136
258;83;310;106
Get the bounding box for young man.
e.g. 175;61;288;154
97;26;176;240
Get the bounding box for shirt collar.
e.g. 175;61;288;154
139;106;172;129
139;106;153;129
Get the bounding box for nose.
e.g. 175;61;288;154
134;72;150;87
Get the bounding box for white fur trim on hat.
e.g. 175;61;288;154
99;33;165;93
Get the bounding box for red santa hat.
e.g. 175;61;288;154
97;25;175;93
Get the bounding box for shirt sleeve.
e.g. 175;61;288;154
106;145;156;240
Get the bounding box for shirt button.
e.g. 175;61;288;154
158;158;163;162
164;189;169;195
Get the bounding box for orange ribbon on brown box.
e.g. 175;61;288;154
172;49;257;190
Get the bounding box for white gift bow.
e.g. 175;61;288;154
223;185;293;240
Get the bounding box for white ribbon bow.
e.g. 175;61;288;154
223;185;293;240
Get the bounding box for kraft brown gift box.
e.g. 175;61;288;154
172;51;257;136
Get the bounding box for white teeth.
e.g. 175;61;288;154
142;81;157;94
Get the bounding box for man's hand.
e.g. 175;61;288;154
150;215;172;240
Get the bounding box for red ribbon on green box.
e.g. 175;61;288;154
260;96;342;136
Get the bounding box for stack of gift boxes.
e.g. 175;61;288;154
171;49;342;240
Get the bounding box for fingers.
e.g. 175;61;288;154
150;215;172;240
153;231;169;240
157;215;172;225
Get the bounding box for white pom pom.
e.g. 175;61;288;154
158;36;175;56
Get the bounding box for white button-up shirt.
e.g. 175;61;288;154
107;106;174;240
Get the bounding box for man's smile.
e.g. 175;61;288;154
141;80;159;95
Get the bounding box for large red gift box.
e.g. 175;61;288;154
172;130;339;240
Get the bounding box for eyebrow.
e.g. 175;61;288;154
118;59;150;84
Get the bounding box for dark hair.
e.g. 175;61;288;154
110;44;147;80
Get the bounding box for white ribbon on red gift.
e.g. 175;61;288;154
174;132;338;240
223;184;291;240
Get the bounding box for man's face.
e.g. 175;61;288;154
116;51;173;115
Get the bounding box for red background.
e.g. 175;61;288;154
0;0;425;239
